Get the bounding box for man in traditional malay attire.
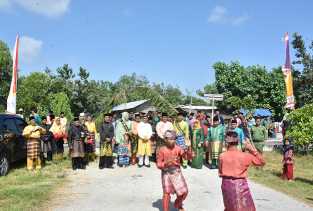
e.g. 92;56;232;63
230;118;245;151
207;115;225;169
173;112;190;168
99;113;115;169
68;117;86;170
137;114;153;167
157;130;189;211
219;131;265;211
156;113;174;155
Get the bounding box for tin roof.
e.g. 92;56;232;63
112;100;149;111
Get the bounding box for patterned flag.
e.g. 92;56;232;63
7;35;19;114
282;33;295;109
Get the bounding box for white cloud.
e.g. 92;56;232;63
5;0;71;17
19;36;43;64
14;0;70;17
208;6;227;23
0;0;11;9
208;5;249;26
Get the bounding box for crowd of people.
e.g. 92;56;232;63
19;108;295;211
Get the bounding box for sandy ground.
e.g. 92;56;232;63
51;161;313;211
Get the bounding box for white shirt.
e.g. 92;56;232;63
156;121;174;139
138;122;153;140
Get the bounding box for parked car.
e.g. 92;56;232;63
0;114;27;176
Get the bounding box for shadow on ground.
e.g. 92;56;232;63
295;177;313;185
306;198;313;202
152;199;176;211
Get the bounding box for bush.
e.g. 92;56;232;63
287;104;313;153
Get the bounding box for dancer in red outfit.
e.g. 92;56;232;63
219;131;265;211
157;130;188;211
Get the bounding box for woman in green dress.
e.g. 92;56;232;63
191;120;205;169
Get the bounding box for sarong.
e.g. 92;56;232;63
176;135;187;150
211;141;223;160
137;138;152;156
27;138;41;159
162;167;188;196
221;178;256;211
100;142;113;157
71;140;85;158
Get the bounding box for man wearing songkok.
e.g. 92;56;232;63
219;131;265;211
137;114;153;167
23;116;46;170
207;115;225;169
173;112;190;168
68;117;86;170
99;113;115;169
156;113;174;154
230;118;245;151
157;130;189;211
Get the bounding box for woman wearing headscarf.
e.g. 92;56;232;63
23;116;46;170
219;131;265;211
85;114;97;162
115;112;132;167
190;120;205;169
50;117;67;160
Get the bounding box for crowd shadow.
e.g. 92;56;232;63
295;177;313;185
152;199;176;211
306;197;313;201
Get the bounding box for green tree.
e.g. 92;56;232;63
49;92;73;120
287;104;313;153
0;40;12;111
17;72;52;115
291;33;313;106
211;61;286;119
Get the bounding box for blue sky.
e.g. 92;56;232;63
1;0;312;94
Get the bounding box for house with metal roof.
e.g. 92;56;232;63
112;100;157;114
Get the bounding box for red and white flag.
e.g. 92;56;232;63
7;35;19;114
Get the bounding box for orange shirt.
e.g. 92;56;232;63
157;145;185;169
219;148;265;179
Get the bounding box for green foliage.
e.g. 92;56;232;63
207;61;286;119
291;33;313;107
287;104;313;149
17;72;52;115
0;40;12;109
49;92;73;120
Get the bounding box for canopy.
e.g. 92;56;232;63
253;108;272;117
239;108;272;117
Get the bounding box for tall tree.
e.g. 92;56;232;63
0;40;12;111
211;61;286;119
292;33;313;106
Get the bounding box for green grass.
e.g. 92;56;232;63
249;151;313;206
0;159;71;211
